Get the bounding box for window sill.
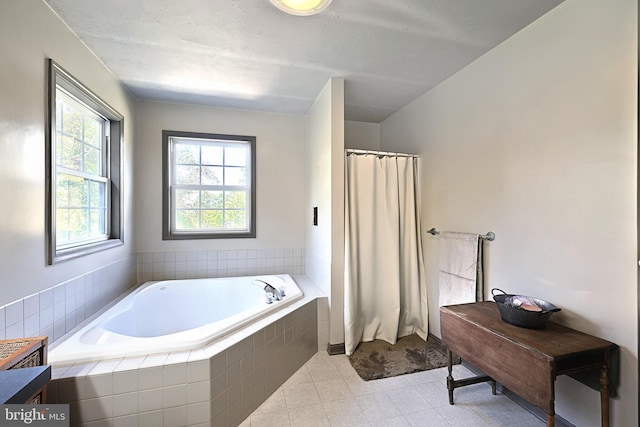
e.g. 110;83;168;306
162;231;255;240
50;238;124;264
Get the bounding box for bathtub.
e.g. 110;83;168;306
49;274;303;365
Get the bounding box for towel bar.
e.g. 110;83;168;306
427;228;495;241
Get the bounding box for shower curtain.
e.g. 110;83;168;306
344;152;428;356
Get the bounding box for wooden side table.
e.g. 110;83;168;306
440;302;617;427
0;336;49;403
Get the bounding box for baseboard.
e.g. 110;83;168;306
330;334;440;356
326;342;345;355
427;333;442;344
461;361;575;427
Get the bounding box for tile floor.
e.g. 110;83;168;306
239;352;544;427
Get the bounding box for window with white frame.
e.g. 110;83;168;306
162;130;256;239
47;60;123;263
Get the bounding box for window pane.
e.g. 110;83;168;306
176;165;200;185
84;117;102;148
224;210;246;229
68;179;87;207
225;146;247;166
176;209;199;230
201;145;223;165
84;145;100;175
57;135;82;170
88;180;104;208
202;166;223;185
67;208;88;241
55;134;66;166
201;191;223;209
56;208;70;243
202;210;223;229
175;143;200;165
56;175;106;245
62;103;83;141
175;189;200;209
57;174;87;208
57;91;105;175
89;209;106;235
225;166;246;186
224;191;247;209
56;178;69;208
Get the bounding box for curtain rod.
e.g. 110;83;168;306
345;149;419;158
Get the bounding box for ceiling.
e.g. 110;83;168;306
45;0;563;123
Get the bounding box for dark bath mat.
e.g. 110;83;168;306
348;334;460;381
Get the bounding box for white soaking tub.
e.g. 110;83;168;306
49;274;303;364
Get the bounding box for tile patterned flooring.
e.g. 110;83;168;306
240;352;544;427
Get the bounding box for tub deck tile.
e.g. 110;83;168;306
203;343;225;359
165;351;190;365
90;359;122;375
114;356;146;372
51;364;72;379
141;353;168;368
188;348;209;363
66;362;98;377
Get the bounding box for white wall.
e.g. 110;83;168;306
134;101;306;252
380;0;637;425
0;0;136;307
345;121;380;150
305;78;345;346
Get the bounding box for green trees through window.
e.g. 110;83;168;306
55;91;108;246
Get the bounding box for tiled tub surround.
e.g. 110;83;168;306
0;256;137;342
47;277;323;427
137;248;306;283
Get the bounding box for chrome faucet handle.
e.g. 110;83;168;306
265;292;274;304
254;279;283;301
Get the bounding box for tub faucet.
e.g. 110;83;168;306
253;280;283;301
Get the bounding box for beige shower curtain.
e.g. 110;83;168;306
344;152;428;356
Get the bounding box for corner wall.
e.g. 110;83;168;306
305;78;345;347
380;0;637;425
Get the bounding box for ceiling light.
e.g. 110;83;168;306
270;0;333;16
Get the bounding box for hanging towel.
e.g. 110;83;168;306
438;232;484;306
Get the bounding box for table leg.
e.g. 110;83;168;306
490;379;496;395
600;364;610;427
447;349;454;405
546;413;555;427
